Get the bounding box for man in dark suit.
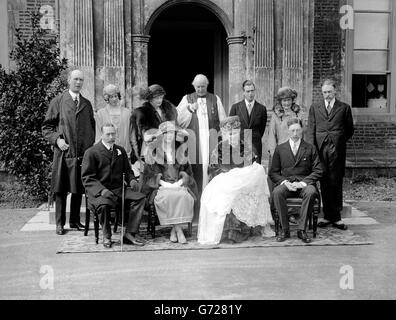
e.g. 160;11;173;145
269;118;323;243
229;80;267;163
306;79;354;230
42;69;95;235
81;123;146;248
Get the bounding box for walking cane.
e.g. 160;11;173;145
121;173;125;252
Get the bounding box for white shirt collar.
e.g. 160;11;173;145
289;138;301;150
101;140;113;151
245;99;255;107
69;90;80;101
326;98;335;108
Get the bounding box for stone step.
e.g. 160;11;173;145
48;194;87;225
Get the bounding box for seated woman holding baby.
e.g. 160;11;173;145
197;116;274;245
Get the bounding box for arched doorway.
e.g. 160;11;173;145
148;3;229;109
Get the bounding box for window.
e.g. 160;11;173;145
351;0;391;110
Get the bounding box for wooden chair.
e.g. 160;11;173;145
84;196;100;244
84;195;119;244
146;191;193;239
271;195;321;238
139;165;193;239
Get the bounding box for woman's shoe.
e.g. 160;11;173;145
170;227;177;243
175;225;187;244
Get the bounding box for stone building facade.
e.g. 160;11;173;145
1;0;396;169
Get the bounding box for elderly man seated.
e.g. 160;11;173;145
81;123;146;248
197;116;274;245
269;118;323;243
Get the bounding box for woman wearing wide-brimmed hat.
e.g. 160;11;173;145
130;84;177;164
142;121;198;244
267;87;306;159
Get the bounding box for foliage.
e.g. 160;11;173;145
343;176;396;201
0;12;68;201
0;181;42;209
351;174;376;184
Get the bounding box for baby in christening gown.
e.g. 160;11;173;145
197;116;275;245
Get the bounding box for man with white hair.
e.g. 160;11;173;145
177;74;226;194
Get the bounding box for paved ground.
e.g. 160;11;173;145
0;201;395;300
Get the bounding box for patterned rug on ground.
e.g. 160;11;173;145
56;224;373;254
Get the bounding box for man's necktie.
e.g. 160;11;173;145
74;97;79;107
248;103;252;115
292;144;298;156
326;102;331;115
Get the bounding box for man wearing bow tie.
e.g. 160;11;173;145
81;123;146;248
177;74;227;195
269;118;323;243
306;79;354;231
229;80;267;163
42;69;95;235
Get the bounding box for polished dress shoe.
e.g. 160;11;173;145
69;222;85;231
289;216;298;225
103;239;112;248
134;234;147;244
317;220;332;228
276;230;290;242
123;233;144;246
332;222;348;230
56;225;64;235
297;230;312;243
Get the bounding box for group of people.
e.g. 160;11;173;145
42;69;354;248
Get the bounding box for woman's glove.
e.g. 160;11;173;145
179;171;190;186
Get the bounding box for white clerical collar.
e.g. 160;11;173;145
69;90;80;101
245;99;255;107
102;140;113;151
289;138;301;149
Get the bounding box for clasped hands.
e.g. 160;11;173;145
159;179;184;188
283;180;306;192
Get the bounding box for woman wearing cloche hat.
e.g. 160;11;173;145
142;121;198;244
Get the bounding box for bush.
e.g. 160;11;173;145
0;12;68;201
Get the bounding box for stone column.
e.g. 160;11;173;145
131;34;150;109
60;0;95;104
124;0;133;110
253;0;275;109
1;0;9;70
101;0;125;110
227;35;246;106
282;0;313;109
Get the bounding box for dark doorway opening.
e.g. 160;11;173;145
148;3;229;108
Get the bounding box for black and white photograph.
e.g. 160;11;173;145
0;0;395;306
